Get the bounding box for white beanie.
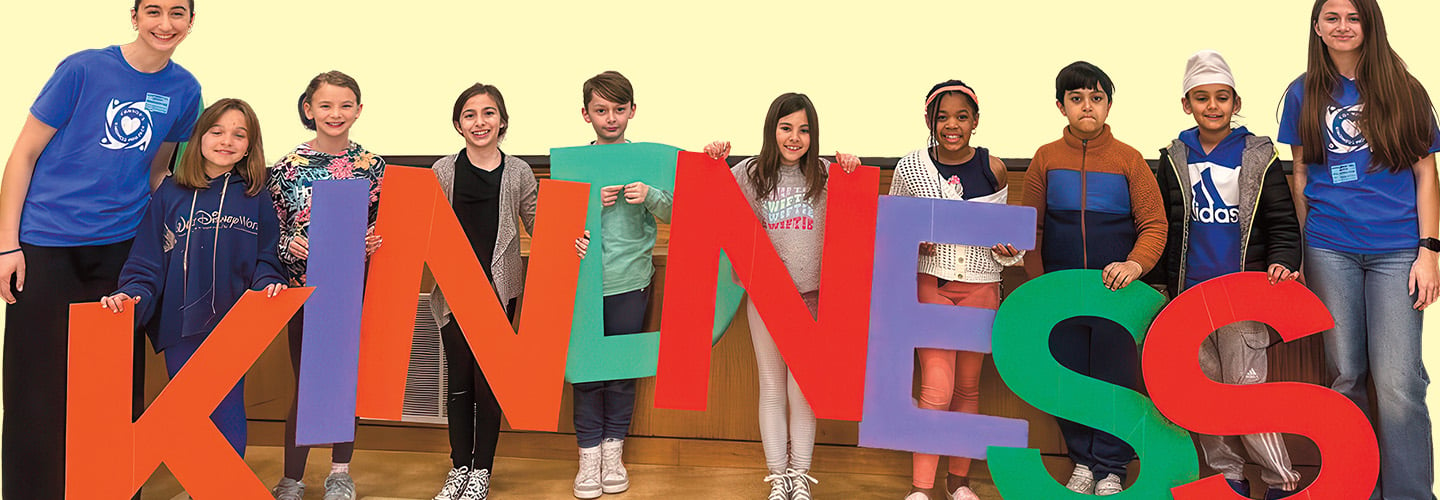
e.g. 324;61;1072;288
1183;50;1236;95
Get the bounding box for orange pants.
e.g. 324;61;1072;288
912;274;1001;489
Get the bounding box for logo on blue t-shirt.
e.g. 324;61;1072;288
1326;104;1368;154
100;98;155;151
1185;159;1244;287
1189;162;1240;224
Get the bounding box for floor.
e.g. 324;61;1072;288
139;446;1003;499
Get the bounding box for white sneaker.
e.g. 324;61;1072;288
904;492;931;500
947;485;980;500
787;469;817;500
323;472;357;500
1065;464;1094;494
574;446;603;499
458;468;490;500
433;466;469;500
1095;474;1123;496
763;471;793;500
600;438;629;493
271;478;305;500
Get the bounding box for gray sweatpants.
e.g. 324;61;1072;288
1196;320;1302;491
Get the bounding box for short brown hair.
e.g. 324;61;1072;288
175;98;267;196
298;71;361;131
133;0;194;15
582;71;634;107
452;83;510;139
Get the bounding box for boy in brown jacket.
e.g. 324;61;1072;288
1021;61;1167;496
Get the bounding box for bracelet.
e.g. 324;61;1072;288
0;248;20;256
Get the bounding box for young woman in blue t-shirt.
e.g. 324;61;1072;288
1279;0;1440;497
0;1;202;497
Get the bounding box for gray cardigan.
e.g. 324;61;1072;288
428;152;538;328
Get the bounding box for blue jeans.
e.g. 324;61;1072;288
164;333;247;456
572;288;649;448
1306;247;1434;500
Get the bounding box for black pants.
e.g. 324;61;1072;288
1048;315;1140;481
283;308;357;480
3;242;143;500
572;287;649;447
442;299;516;470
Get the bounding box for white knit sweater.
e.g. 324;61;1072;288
888;148;1023;283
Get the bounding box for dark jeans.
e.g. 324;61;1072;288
283;309;356;480
164;333;247;455
3;241;143;500
572;287;649;448
1048;315;1140;482
441;298;516;470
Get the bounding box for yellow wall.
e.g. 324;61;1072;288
2;0;1439;492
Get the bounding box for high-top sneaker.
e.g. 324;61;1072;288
432;466;470;500
574;446;603;499
788;469;818;500
458;468;490;500
600;438;629;494
763;471;793;500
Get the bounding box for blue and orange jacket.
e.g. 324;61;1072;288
1022;125;1167;276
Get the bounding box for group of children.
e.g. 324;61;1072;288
2;0;1438;499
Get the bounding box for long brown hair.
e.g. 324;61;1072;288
175;98;267;196
749;93;824;202
1297;0;1438;173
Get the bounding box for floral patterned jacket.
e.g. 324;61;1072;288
267;141;385;285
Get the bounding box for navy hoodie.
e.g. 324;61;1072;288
115;171;285;352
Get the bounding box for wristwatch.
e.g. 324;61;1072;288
1422;238;1440;252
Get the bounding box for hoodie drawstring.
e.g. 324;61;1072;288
179;172;230;315
210;173;230;315
181;189;199;306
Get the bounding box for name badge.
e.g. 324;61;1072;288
1331;162;1358;184
145;93;171;115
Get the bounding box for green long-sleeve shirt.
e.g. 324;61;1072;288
601;185;673;296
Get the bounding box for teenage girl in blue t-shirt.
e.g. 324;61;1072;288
0;1;201;498
1278;0;1440;497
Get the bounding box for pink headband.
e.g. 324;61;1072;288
924;85;980;114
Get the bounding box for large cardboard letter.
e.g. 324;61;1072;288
67;290;311;499
1144;272;1376;500
858;195;1034;457
357;166;587;431
550;143;744;383
987;270;1197;499
296;179;370;446
655;152;877;420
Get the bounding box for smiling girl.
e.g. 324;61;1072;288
0;0;202;496
100;99;285;479
888;80;1021;500
705;92;858;500
268;70;386;500
1279;0;1440;497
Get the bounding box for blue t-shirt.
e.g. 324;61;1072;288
22;45;202;247
1181;127;1248;288
1278;75;1440;253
